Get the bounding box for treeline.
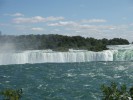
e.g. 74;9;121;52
0;34;129;51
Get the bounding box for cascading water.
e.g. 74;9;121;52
0;50;114;65
0;45;133;65
107;44;133;61
113;50;133;61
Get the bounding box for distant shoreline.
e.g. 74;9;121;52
0;34;130;52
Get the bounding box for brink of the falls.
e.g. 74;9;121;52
0;45;133;65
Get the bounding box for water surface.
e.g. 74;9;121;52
0;62;133;100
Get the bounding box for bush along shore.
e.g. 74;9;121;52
0;89;22;100
101;82;133;100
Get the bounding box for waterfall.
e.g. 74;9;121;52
0;50;115;65
0;45;133;65
113;50;133;61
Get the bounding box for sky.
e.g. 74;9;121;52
0;0;133;42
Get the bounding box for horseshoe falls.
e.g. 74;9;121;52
0;45;133;65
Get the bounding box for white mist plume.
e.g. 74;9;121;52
0;43;16;53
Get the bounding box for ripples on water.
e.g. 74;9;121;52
0;62;133;100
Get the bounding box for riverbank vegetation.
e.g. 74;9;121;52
101;82;133;100
0;89;22;100
1;83;133;100
0;34;129;51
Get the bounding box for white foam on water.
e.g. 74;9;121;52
114;65;127;71
113;74;121;78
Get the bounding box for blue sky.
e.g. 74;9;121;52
0;0;133;42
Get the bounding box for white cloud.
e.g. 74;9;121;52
54;29;60;32
13;16;64;23
31;27;44;31
130;23;133;26
81;19;107;23
12;13;24;17
4;13;24;17
0;23;10;26
9;16;133;41
48;23;60;26
14;25;30;30
48;21;115;30
122;17;127;20
45;16;64;21
47;21;133;41
48;21;78;26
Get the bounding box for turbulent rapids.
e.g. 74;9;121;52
0;45;133;65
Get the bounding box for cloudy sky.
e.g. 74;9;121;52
0;0;133;42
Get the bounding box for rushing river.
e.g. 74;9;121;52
0;62;133;100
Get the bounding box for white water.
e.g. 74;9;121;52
0;50;114;65
0;45;133;65
107;44;133;50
